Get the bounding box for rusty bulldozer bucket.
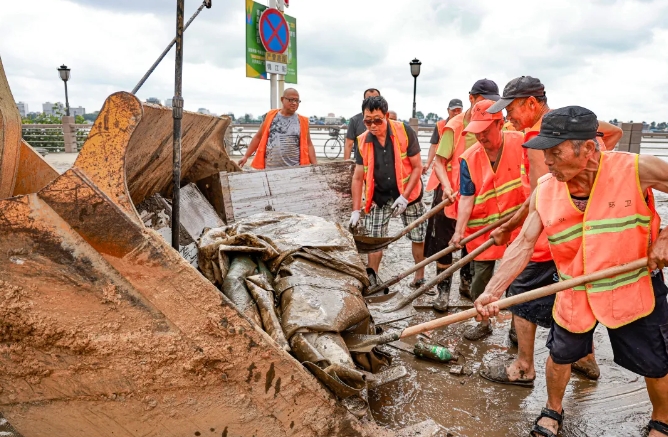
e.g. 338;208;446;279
0;57;390;436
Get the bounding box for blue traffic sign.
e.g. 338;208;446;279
259;8;290;54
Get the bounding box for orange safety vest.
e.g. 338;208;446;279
425;113;467;219
536;152;661;332
358;120;422;214
459;131;527;260
251;109;311;170
523;121;613;262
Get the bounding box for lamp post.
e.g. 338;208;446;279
57;65;71;116
409;58;421;119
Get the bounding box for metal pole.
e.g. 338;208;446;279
171;0;185;250
131;0;209;95
269;0;278;109
277;0;285;108
412;76;417;119
64;81;70;117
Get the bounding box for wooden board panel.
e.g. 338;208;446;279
219;161;354;225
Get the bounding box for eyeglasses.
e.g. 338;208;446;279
363;118;385;126
283;98;301;104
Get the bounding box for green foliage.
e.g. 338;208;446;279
416;111;424;120
83;112;99;122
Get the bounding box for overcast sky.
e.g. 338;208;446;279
1;0;667;122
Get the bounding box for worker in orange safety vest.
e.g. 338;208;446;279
474;106;668;437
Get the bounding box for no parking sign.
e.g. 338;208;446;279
259;8;289;54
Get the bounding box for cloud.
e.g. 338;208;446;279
1;0;667;123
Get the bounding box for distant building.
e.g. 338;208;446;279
70;106;85;118
165;98;173;107
324;113;342;125
16;101;28;117
197;108;211;115
146;97;162;105
42;102;65;116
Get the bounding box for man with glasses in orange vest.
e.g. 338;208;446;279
349;96;426;286
474;106;668;437
449;99;527;340
477;76;622;386
238;88;317;169
425;81;501;312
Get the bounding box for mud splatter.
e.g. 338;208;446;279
265;363;275;393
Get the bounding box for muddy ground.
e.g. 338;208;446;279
365;189;668;436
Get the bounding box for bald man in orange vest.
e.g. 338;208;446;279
475;106;668;437
238;88;317;169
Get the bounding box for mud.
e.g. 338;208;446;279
365;189;668;436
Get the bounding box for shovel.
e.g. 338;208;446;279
354;195;455;254
344;258;648;352
367;214;513;295
382;238;496;313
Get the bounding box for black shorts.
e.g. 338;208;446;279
546;272;668;378
424;185;456;265
507;260;558;329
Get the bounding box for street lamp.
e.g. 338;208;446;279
409;58;421;119
57;64;71;117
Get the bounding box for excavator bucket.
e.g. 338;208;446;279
0;57;392;436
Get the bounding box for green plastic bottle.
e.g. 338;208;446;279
413;341;453;362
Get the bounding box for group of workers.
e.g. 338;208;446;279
238;79;668;437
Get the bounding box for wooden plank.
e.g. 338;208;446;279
218;161;354;225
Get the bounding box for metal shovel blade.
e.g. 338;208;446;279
353;235;396;253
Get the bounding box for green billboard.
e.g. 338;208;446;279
245;0;297;83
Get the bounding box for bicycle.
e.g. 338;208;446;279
226;127;253;156
324;126;344;159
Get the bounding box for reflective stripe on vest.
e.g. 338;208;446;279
536;151;661;332
251;109;311;170
458;130;527;261
359;120;422;214
425;113;467;219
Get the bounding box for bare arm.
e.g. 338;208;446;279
474;191;544;320
598;120;623;151
433;155;456;204
352;164;365;212
527;148;549;191
423;143;438;175
238;122;265;167
450;194;475;247
306;128;317;165
639;155;668;270
344;138;354;161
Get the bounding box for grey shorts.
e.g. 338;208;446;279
363;200;427;243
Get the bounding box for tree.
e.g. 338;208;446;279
658;122;667;130
650;121;656;129
243;114;253;123
83;112;99;122
340;116;346;124
416;111;424;120
226;112;235;121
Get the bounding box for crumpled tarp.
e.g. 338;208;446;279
198;212;389;402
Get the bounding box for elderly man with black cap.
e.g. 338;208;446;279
477;76;624;385
424;80;500;312
474;106;668;437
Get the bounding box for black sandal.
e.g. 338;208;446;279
648;420;668;436
530;407;564;437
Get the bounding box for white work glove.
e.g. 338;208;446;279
391;195;408;217
349;210;361;228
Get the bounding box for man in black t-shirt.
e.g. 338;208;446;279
350;96;427;286
344;88;381;160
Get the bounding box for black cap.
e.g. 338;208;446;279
524;106;602;150
469;79;500;101
488;76;546;114
448;98;463;109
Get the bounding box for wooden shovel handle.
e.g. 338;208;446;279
394;195;454;241
369;213;512;294
400;258;649;339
